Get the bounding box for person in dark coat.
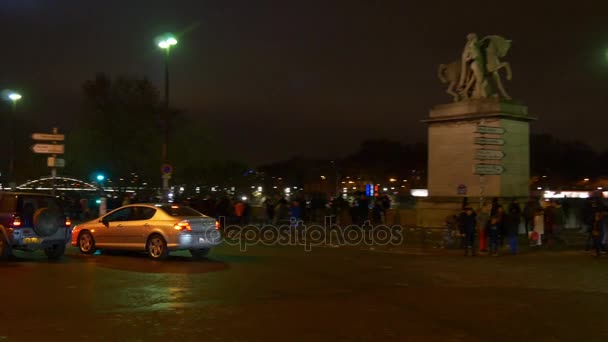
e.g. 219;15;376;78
496;205;506;247
357;194;370;225
459;206;477;256
505;203;521;255
522;198;536;235
264;197;275;223
591;211;604;257
486;216;501;256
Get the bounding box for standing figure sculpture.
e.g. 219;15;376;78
459;33;487;100
438;33;513;102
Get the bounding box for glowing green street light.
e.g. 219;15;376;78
3;91;22;189
8;92;22;102
157;35;177;49
155;33;178;197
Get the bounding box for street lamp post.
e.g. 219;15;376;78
156;34;178;197
7;92;22;190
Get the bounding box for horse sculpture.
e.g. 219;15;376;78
481;35;512;100
437;60;462;102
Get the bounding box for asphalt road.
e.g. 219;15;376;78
0;244;607;341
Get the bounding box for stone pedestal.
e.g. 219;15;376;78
416;99;536;227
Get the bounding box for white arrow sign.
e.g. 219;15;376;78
474;137;505;146
475;149;506;160
476;126;505;135
474;164;505;175
31;144;64;154
32;133;65;141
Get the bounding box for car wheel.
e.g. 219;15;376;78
44;243;66;260
0;234;12;260
189;248;211;259
147;234;169;260
78;231;96;254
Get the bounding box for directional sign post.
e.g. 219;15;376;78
474;164;505;175
475;149;506;160
474;137;505;146
31;144;65;154
475;126;505;135
31;133;65;141
32;128;65;195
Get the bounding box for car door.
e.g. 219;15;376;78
119;206;157;249
96;207;132;247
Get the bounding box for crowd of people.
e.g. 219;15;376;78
186;193;392;227
451;198;571;256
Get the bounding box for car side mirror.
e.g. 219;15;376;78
101;217;109;226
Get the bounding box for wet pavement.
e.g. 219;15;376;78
1;244;607;341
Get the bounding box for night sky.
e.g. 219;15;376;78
1;0;607;165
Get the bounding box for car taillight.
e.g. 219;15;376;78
215;220;220;230
174;221;192;231
65;217;72;227
11;216;22;227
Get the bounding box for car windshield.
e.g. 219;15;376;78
159;205;202;217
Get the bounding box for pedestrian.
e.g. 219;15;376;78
496;205;506;247
289;200;302;224
215;197;231;226
274;197;289;225
591;211;603;257
486;216;500;256
234;200;245;225
523;199;536;235
357;194;370;225
552;200;566;242
372;200;383;225
544;201;556;246
582;198;597;251
338;197;353;226
264;197;275;223
505;204;521;255
601;209;608;254
476;203;490;253
459;206;477;256
532;209;545;246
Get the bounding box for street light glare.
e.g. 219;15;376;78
156;34;178;49
8;93;22;101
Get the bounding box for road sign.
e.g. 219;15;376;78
31;144;64;154
474;137;505;146
474;164;505;175
457;184;467;195
161;163;173;175
47;157;65;168
475;149;505;160
476;126;505;135
32;133;65;141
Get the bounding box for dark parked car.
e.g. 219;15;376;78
0;192;71;260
